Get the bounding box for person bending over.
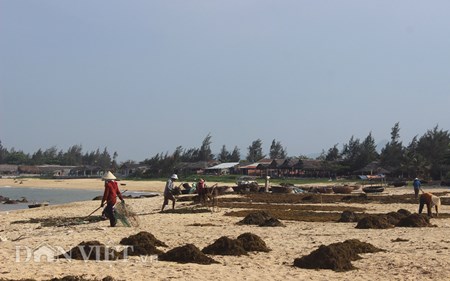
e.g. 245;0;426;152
419;192;440;217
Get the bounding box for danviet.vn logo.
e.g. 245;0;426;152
15;243;158;263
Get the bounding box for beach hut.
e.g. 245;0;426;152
0;164;18;176
205;162;240;175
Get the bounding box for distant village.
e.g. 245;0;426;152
0;158;387;180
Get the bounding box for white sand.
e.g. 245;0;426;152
0;179;449;280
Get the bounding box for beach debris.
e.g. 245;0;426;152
119;231;167;256
294;239;384;271
237;211;285;227
396;214;434;227
159;244;219;264
202;236;248;256
58;241;122;261
236;232;271;252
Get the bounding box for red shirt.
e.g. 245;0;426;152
102;180;123;205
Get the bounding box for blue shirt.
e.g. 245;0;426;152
413;180;421;189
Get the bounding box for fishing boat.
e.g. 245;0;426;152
28;202;49;208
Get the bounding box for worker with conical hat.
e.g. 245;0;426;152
101;171;124;227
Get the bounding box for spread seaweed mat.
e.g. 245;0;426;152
114;202;140;227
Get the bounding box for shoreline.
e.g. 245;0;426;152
0;178;168;193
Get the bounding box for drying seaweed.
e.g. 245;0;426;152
396;214;435;227
338;211;361;222
218;192;450;205
119;231;167;256
161;207;211;214
294;239;384;272
58;241;121;261
236;233;271;252
355;215;394;229
159;244;219;264
11;216;103;227
202;236;247;256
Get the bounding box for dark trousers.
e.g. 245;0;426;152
418;197;432;217
104;203;117;227
414;187;420;199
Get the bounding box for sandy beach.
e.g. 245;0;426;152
0;179;449;280
0;178;168;193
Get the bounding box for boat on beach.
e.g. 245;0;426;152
28;202;49;208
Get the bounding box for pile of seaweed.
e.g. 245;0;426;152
294;239;384;272
119;231;167;256
237;211;285;227
58;241;121;261
237;232;271;252
158;244;218;264
338;210;361;222
202;233;271;256
396;213;434;227
338;209;433;228
356;215;394;229
202;236;247;256
350;209;434;229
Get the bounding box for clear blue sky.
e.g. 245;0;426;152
1;1;450;162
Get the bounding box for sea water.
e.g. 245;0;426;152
0;186;156;212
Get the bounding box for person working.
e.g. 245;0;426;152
418;192;441;217
100;171;124;227
413;178;421;199
197;178;208;204
161;174;178;211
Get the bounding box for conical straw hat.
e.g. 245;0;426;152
102;171;116;180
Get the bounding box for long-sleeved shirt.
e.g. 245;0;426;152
421;192;441;208
164;179;175;196
102;180;123;205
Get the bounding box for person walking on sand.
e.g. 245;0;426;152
100;171;124;227
161;174;178;212
197;178;207;204
419;192;441;217
413;178;421;199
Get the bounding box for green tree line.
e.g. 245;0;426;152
0;143;118;171
1;123;450;180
